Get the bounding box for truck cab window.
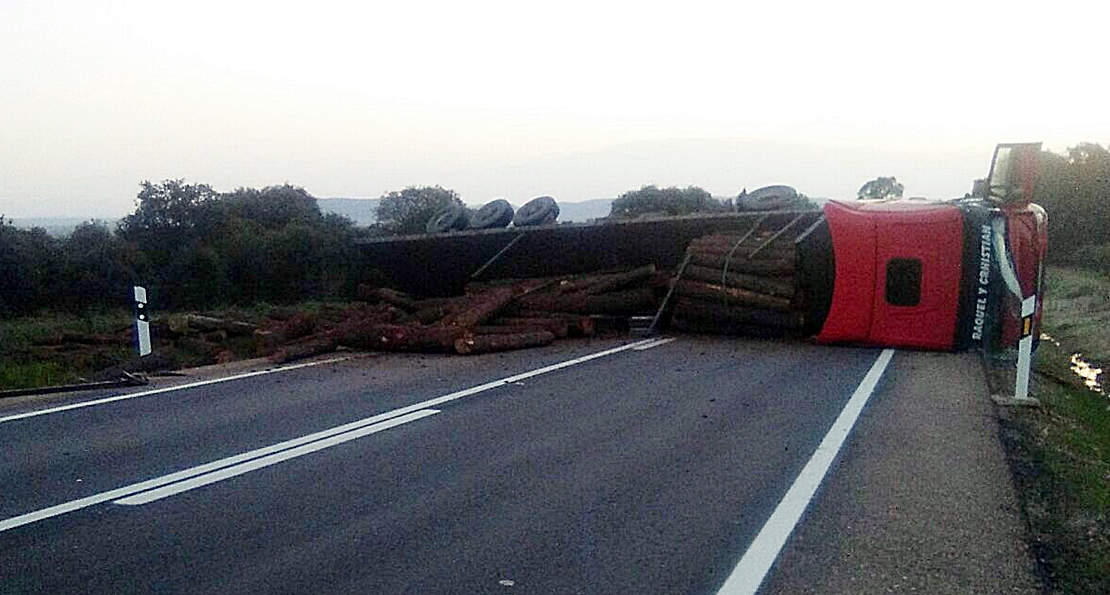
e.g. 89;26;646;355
886;258;922;307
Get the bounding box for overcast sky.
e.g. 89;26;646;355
2;0;1106;218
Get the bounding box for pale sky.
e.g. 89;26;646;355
2;0;1106;218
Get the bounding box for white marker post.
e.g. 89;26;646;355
1015;295;1037;401
133;286;152;357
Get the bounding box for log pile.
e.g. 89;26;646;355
669;226;805;336
265;264;663;362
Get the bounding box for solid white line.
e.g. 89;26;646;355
0;356;353;424
114;410;439;505
0;338;656;532
632;337;677;350
715;348;895;595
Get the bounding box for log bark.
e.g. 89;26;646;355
184;314;257;336
469;324;560;337
356;286;420;311
672;297;803;329
487;317;570;338
504;313;597;337
439;287;516;327
686;252;795;275
268;335;339;364
515;287;658;316
275;312;319;342
555;265;656;295
331;323;465;352
683;265;796;298
674;280;794;312
687;242;796;260
454;331;555;355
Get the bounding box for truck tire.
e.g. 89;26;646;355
512;196;559;227
426;204;469;234
469;199;515;229
738;185;799;211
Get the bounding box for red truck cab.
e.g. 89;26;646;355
797;143;1048;351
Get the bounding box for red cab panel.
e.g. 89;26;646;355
817;200;965;350
815;201;876;343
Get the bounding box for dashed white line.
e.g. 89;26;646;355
114;410;440;505
632;337;677;350
715;348;895;595
1;338;658;532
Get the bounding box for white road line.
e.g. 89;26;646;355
0;356;353;424
114;410;439;505
716;348;895;595
632;337;676;350
0;338;657;532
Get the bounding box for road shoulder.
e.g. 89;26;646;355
761;351;1041;594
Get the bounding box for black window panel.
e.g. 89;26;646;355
886;258;922;306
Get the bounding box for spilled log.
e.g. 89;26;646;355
332;323;465;352
514;287;658;316
454;331;555;355
439;287;516;328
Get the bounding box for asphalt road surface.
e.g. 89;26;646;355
0;336;993;594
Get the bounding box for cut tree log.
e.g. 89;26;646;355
555;265;656;295
674;280;793;312
438;287;516;327
686;242;796;260
356;286;420;311
514;287;658;316
683;265;796;298
275;312;319;342
488;317;571;338
469;324;558;336
268;335;339;364
507;312;597;337
672;297;803;329
454;331;555;355
331;323;465;352
686;252;795;275
184;315;257;336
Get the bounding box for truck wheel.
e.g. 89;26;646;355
512;196;559;226
426;204;469;234
738;185;799;211
469;199;515;229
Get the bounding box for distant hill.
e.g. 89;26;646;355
316;197;615;226
554;198;613;222
317;198;380;226
9;218;116;237
10;197;618;235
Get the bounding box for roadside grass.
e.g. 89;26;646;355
998;266;1110;595
1041;266;1110;364
0;310;134;390
0;301;355;391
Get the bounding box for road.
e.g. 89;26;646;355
0;336;1035;594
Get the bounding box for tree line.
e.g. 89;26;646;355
1035;142;1110;269
2;144;1105;318
0;181;366;317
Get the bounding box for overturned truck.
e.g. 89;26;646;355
355;144;1046;354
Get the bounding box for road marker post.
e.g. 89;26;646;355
1014;295;1037;401
133;286;152;357
992;294;1040;407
